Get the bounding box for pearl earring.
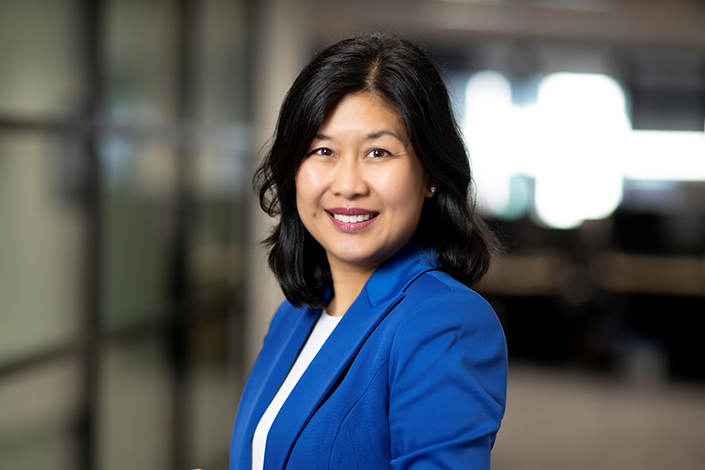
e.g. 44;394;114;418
430;186;436;193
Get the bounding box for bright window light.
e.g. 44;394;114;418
532;73;628;229
463;70;705;229
464;71;529;220
626;130;705;181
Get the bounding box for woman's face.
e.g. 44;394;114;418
295;92;435;275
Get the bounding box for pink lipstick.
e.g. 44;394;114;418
326;208;378;232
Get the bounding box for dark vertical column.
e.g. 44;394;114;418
171;0;197;468
231;0;260;395
78;0;103;469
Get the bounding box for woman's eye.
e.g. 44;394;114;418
369;148;389;158
309;147;333;157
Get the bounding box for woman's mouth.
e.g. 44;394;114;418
331;213;374;223
326;208;379;232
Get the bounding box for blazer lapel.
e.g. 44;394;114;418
264;243;436;470
232;305;319;470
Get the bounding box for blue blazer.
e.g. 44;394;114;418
230;244;507;470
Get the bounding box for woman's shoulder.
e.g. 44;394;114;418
388;268;507;368
400;269;499;325
387;268;506;362
387;268;508;431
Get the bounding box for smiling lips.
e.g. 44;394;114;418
326;208;379;232
332;213;373;223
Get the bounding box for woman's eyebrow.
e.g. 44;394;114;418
367;130;404;141
313;130;404;142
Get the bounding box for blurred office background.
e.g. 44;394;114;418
0;0;703;469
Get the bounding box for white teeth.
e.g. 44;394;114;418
333;213;372;223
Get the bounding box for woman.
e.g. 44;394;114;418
230;34;507;470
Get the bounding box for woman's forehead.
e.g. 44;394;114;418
315;92;409;143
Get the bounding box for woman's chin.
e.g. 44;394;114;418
325;246;398;272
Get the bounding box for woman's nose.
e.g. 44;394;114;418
330;156;369;199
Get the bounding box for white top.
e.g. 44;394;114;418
251;311;342;470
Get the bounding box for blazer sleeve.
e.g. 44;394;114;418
387;284;507;470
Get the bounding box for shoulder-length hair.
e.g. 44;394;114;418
254;33;499;308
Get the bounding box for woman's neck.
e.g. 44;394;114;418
325;258;379;317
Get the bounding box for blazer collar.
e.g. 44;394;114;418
365;240;437;306
264;241;437;469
